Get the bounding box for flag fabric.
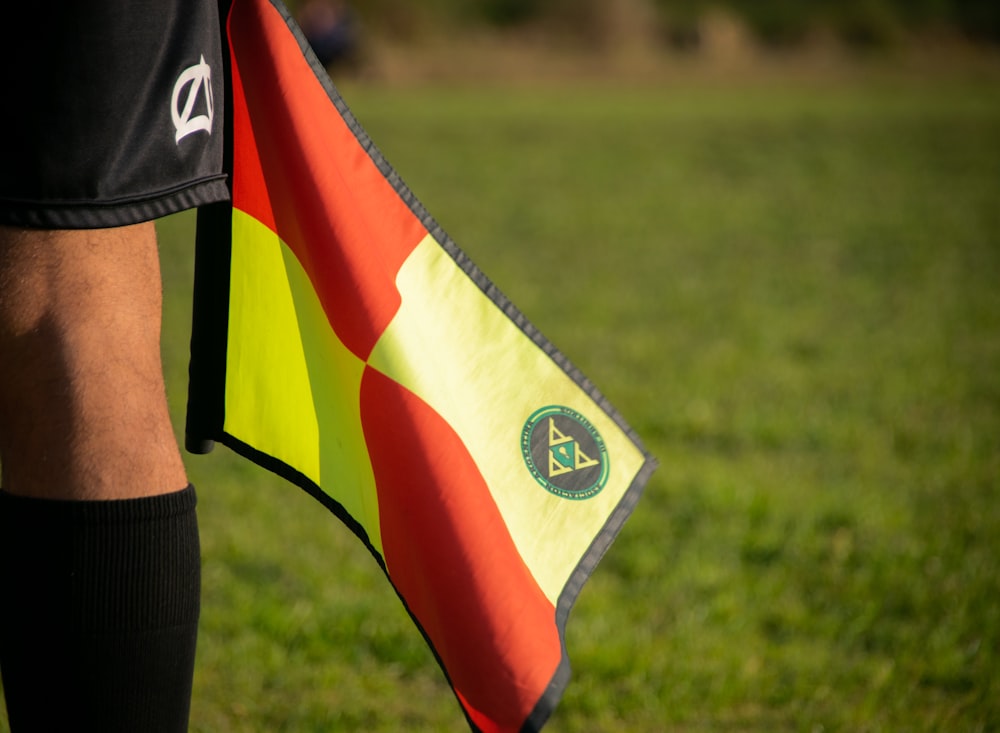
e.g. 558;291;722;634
185;0;656;730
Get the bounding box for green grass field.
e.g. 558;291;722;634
4;74;998;731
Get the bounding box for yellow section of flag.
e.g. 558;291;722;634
367;235;647;604
225;209;383;553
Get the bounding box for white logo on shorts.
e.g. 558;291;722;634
171;55;214;144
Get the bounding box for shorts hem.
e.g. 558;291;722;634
0;176;230;230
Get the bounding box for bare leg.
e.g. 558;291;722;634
0;223;199;732
0;222;187;499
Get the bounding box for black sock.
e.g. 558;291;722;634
0;485;201;733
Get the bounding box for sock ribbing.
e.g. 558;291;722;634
0;484;201;732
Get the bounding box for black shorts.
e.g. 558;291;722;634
0;0;229;229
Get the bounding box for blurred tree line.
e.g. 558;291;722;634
345;0;1000;48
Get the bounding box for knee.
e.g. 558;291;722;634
0;307;74;437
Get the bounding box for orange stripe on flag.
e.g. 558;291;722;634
229;0;426;359
361;367;562;731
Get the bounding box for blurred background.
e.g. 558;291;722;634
199;2;1000;732
289;0;1000;83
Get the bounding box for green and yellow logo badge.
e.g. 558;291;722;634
521;406;609;500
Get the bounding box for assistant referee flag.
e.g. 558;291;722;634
186;0;656;730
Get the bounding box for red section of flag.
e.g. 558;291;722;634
360;366;562;731
228;51;274;232
229;0;427;360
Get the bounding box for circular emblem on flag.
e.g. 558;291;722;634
521;406;609;500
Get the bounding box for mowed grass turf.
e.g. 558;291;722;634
4;76;996;732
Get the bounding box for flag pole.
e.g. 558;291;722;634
185;0;236;455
